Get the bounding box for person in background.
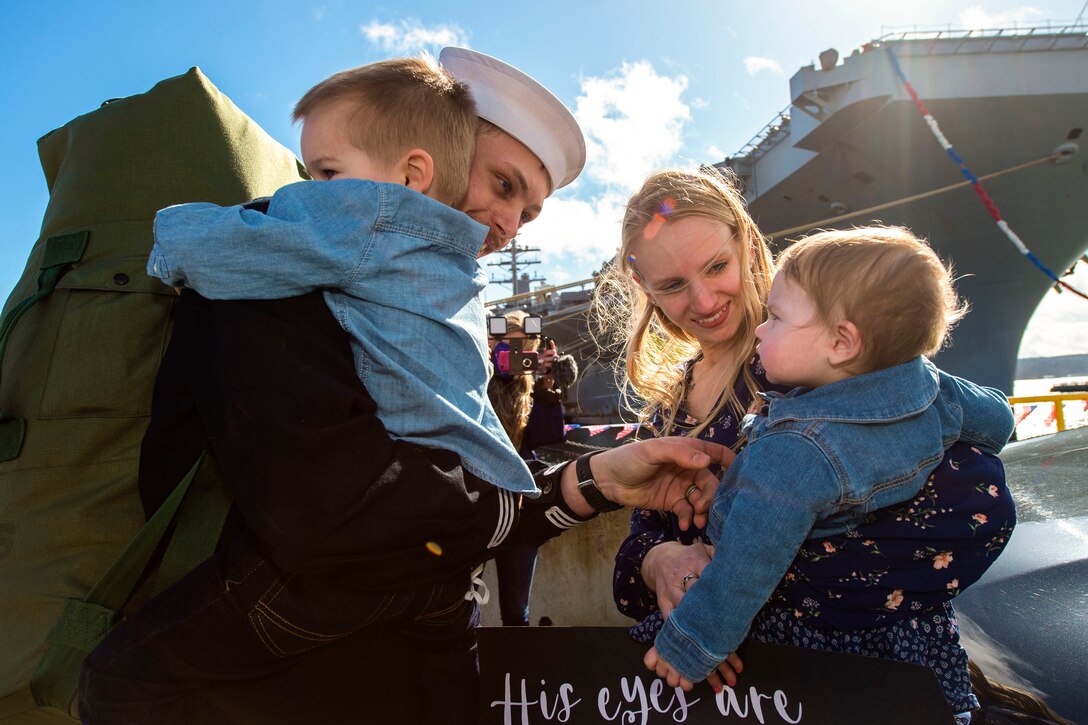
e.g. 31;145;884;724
487;309;578;626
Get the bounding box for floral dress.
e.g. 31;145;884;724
613;359;1016;716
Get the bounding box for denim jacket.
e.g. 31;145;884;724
654;356;1014;681
149;179;537;494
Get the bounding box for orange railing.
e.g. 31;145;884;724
1008;392;1088;437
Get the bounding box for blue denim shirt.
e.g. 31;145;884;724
654;357;1014;681
149;179;538;494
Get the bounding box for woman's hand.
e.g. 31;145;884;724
539;339;558;374
537;340;560;393
641;540;714;618
560;437;735;529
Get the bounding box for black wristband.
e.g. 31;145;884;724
576;452;623;513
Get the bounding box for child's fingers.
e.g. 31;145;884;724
714;661;738;687
660;667;685;690
643;647;659;671
645;648;694;692
711;651;743;689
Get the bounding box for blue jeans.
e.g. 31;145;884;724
494;544;539;626
78;532;480;724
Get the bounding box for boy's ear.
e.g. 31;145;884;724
400;148;434;196
828;319;862;368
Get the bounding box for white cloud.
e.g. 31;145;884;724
488;60;697;295
958;5;1046;29
707;144;726;160
516;192;629;281
743;56;783;76
360;18;470;54
574;61;692;193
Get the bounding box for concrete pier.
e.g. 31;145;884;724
480;509;633;627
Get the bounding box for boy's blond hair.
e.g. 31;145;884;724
293;55;477;206
592;168;775;438
776;226;968;374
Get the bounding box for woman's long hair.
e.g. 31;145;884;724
591;167;774;438
969;660;1073;724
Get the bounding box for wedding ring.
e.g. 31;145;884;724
684;483;698;501
680;573;699;592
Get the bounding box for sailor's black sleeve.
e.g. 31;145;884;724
494;459;598;554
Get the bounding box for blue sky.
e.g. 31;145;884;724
2;0;1086;360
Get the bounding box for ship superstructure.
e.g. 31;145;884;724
716;25;1088;393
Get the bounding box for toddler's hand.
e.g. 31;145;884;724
644;646;696;692
705;651;743;691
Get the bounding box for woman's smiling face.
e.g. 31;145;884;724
630;215;744;350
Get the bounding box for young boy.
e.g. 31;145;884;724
147;55;538;506
644;227;1015;722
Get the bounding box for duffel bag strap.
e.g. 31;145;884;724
0;231;88;462
29;450;229;715
150;453;232;599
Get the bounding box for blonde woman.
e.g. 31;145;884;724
596;168;779;650
602;171;1017;725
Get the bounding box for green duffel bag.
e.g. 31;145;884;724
0;67;307;722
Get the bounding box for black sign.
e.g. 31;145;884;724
478;627;955;724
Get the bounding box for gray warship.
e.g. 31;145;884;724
504;24;1088;423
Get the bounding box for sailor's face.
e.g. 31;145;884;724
459;127;550;258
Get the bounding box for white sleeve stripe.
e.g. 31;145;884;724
487;489;516;548
544;505;583;530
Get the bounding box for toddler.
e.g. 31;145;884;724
646;226;1015;724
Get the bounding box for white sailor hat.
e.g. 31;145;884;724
439;47;586;192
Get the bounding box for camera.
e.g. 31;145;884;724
488;314;546;377
494;346;539;375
